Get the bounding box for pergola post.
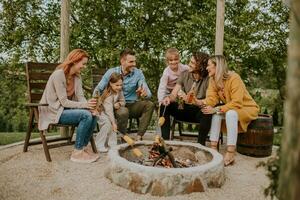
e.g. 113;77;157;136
60;0;70;137
60;0;70;61
215;0;225;55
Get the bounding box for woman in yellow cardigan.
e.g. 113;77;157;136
197;55;259;166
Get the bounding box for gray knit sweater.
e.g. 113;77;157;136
38;69;89;130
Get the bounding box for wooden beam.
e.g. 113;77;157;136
60;0;70;137
60;0;70;61
215;0;225;55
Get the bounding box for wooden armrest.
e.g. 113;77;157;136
25;103;48;107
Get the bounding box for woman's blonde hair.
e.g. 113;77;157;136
209;55;230;89
57;49;89;76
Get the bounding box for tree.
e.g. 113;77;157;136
0;0;290;131
278;0;300;199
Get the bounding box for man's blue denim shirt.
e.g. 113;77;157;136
93;66;152;103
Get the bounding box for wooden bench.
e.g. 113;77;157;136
170;118;223;149
23;62;97;162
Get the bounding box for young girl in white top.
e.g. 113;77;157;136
95;73;125;152
157;48;189;103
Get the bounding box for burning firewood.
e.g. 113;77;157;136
147;135;177;168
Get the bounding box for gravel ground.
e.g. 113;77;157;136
0;133;273;200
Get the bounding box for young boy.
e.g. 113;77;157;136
157;48;189;103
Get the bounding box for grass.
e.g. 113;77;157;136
0;127;284;146
0;131;60;145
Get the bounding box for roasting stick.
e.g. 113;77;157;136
116;130;143;158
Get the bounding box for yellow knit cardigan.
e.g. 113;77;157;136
204;72;259;132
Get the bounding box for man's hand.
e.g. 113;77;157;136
136;87;147;98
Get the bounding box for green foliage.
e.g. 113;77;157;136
251;89;284;125
257;147;281;199
257;126;283;199
0;62;28;131
0;0;289;131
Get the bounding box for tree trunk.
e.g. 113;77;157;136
279;1;300;199
215;0;225;55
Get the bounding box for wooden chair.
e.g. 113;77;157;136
170;118;223;150
91;67;139;133
24;62;97;162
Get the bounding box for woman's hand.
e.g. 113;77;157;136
114;102;121;110
178;90;186;98
201;105;215;114
87;98;99;116
194;99;204;107
178;91;187;103
87;98;97;110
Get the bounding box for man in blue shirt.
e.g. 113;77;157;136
93;48;155;140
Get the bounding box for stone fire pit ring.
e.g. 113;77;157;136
105;140;225;196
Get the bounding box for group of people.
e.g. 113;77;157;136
38;47;259;166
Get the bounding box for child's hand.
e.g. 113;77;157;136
112;122;118;132
162;96;171;106
114;102;121;110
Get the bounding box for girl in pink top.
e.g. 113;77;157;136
157;48;189;103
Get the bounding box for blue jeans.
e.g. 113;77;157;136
58;109;97;150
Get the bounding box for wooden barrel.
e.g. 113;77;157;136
237;114;274;157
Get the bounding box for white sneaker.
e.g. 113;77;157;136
97;146;109;153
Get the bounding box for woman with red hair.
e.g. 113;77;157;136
38;49;99;163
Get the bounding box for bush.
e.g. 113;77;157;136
257;146;281;199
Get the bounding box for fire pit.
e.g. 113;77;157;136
105;139;225;196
